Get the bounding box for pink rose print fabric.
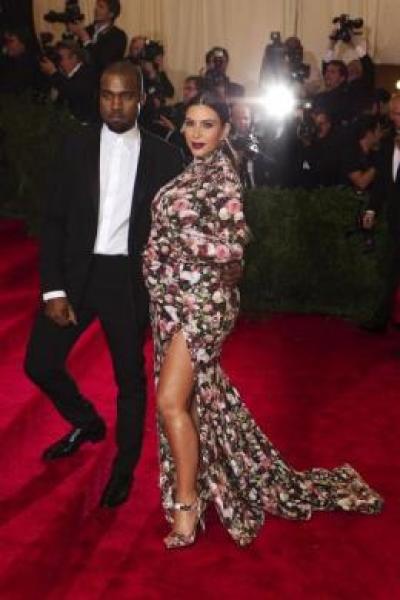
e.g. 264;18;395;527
143;149;383;546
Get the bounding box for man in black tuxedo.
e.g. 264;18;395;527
68;0;127;76
24;61;183;507
39;41;97;123
362;94;400;330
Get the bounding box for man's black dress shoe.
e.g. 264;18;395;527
42;423;106;461
100;468;134;508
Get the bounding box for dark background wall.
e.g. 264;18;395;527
0;0;34;31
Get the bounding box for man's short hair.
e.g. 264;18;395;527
205;46;229;64
102;60;144;96
185;76;204;92
4;27;31;49
56;41;86;63
327;60;348;80
312;108;333;122
104;0;121;20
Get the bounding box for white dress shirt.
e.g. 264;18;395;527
43;123;141;301
393;143;400;182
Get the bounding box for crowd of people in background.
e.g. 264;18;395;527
0;1;397;206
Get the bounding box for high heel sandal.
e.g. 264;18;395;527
164;497;205;549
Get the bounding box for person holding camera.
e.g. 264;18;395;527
229;101;275;188
68;0;127;77
152;75;205;157
203;47;244;101
39;41;97;123
340;115;381;191
128;39;175;134
295;108;344;188
313;59;351;125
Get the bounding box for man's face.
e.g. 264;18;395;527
347;59;362;82
182;80;199;103
58;49;79;76
4;34;26;58
100;73;141;133
129;37;145;59
324;64;345;90
231;105;252;135
312;113;331;139
210;52;228;73
390;99;400;130
95;0;113;24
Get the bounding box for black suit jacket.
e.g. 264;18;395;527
40;125;183;311
50;63;97;123
85;24;127;75
369;135;400;241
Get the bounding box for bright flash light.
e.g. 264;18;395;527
396;80;400;91
262;84;296;120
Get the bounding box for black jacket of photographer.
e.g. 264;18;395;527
50;62;98;123
84;23;127;76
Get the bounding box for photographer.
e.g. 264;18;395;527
296;108;344;188
0;28;42;94
318;17;375;121
284;36;322;96
67;0;127;76
39;41;97;123
341;115;381;191
132;39;175;133
203;46;244;100
153;75;204;156
313;59;351;125
229;101;275;188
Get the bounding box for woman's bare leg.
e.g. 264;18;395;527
157;330;199;535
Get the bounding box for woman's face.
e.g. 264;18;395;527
183;104;228;158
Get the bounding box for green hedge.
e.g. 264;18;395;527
0;94;388;321
0;93;81;232
242;186;389;320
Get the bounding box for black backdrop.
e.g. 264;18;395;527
0;0;34;31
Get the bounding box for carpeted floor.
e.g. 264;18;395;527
0;218;398;600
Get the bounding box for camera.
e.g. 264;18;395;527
263;32;287;73
230;131;261;158
44;0;84;25
330;14;363;43
38;32;60;64
297;103;317;143
141;40;164;63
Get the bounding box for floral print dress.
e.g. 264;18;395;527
142;148;383;546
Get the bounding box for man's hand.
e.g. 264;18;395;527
40;56;57;76
67;22;90;43
362;211;375;230
44;298;78;327
221;261;243;287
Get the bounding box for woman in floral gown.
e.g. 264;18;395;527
142;94;383;549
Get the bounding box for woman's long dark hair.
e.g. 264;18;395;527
185;93;239;171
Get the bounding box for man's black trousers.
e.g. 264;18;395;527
25;255;147;471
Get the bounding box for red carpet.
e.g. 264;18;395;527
0;218;399;600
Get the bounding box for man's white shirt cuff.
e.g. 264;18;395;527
43;290;67;302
